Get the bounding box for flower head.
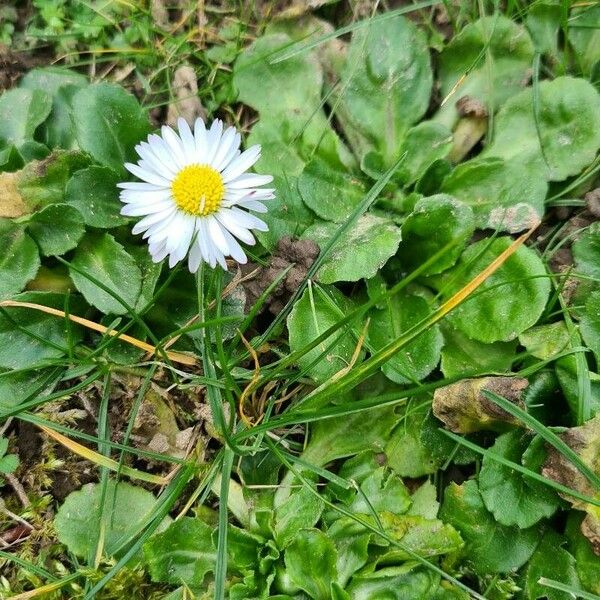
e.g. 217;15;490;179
118;117;273;272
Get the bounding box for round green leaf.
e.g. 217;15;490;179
573;221;600;281
569;5;600;75
484;76;600;181
71;83;150;175
287;285;362;383
522;531;580;600
69;232;142;315
65;165;127;228
398;194;475;275
0;292;84;369
298;159;365;223
234;33;323;126
302;214;402;284
0;220;40;300
479;430;560;528
367;288;443;384
27;204;85;256
16;150;91;211
337;16;432;163
443;237;550;343
0;88;52;148
20;67;88;149
441;158;548;233
439;479;541;576
436;16;534;127
55;480;163;560
143;517;215;588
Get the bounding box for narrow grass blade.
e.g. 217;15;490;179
538;578;600;600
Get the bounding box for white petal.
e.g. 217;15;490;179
131;207;177;234
228;206;268;231
121;200;174;217
177;117;197;162
194;118;208;163
206;215;231;256
204;119;223;165
136;141;178;178
215;209;256;244
171;216;196;263
221;145;261;182
226;173;273;189
211;127;240;171
220;226;247;264
117;181;168;192
188;240;203;273
149;239;169;263
120;189;172;204
161;126;187;167
143;211;179;239
125;163;172;187
233;199;268;213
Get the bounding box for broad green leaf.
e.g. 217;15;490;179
0;88;52;149
0;367;60;410
0;292;83;370
526;2;561;57
385;401;438;478
16;150;91;212
408;481;440;519
395;122;453;186
346;467;411;516
65;166;128;228
398;195;475;275
566;513;600;595
71;83;150;175
234;33;323;127
435;16;534;127
581;290;600;365
55;480;164;560
569;5;600;75
346;564;441;599
573;221;600;282
335;16;432;164
522;530;580;600
143;517;215;588
284;529;338;600
327;518;370;588
0;220;39;300
367;288;443;384
287;285;362;383
273;485;323;548
519;322;571;361
26;204;85;256
226;524;265;572
371;512;463;562
69;232;142;315
441;158;547;233
439;480;541;575
442;236;550;343
20;67;88;148
484;77;600;181
479;430;560;528
440;323;517;378
303;214;402;284
255;175;314;251
298;160;365;223
303;404;400;467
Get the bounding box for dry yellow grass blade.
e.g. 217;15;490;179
8;578;78;600
37;424;168;485
0;300;197;367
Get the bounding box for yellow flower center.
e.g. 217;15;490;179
171;164;225;216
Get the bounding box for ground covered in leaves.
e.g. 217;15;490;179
1;1;600;599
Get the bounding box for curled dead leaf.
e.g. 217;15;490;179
542;413;600;555
432;376;528;434
0;172;27;218
166;65;207;127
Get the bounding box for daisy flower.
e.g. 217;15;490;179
118;117;273;272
